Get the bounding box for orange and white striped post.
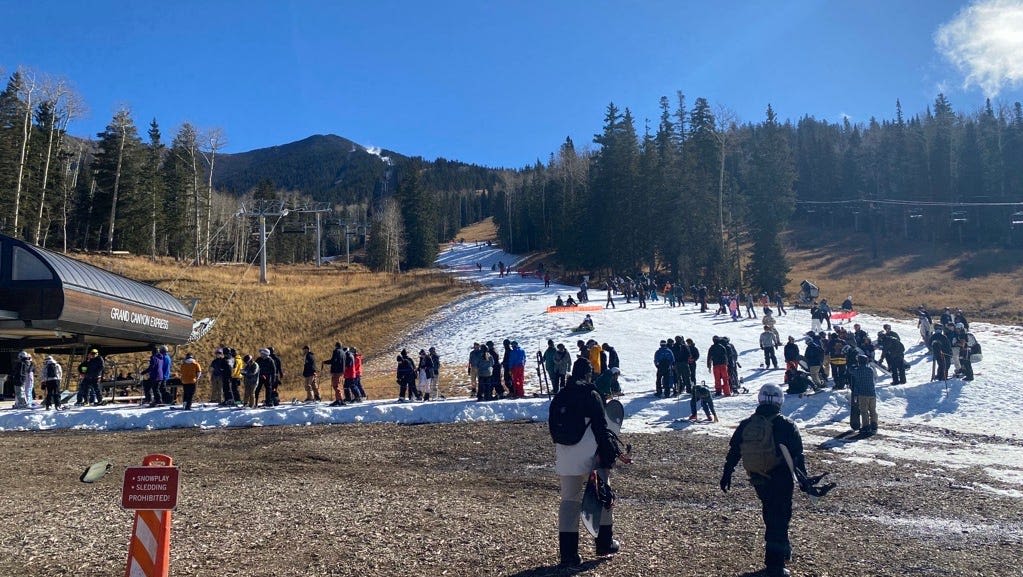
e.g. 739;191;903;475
122;454;179;577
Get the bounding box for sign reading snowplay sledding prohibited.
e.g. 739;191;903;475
121;466;180;510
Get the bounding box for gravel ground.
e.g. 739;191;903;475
1;421;1020;577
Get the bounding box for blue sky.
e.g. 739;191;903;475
3;0;1023;168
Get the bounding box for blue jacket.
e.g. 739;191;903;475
161;352;172;380
654;346;675;368
508;347;526;369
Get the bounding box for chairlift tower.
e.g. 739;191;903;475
240;200;288;284
287;202;332;266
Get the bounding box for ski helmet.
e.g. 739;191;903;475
757;383;785;407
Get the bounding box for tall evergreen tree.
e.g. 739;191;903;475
92;107;142;251
396;158;438;269
745;105;795;292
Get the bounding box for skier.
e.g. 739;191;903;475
551;373;621;567
720;384;827;577
760;327;780;369
508;341;527;397
687;381;717;422
654;340;675;397
707;336;732;397
671;336;692;394
929;326;952;381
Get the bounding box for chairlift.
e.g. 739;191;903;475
1012;211;1023;226
951;210;968;224
908;208;924;219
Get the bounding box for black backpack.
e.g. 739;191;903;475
548;385;593;445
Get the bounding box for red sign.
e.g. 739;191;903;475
121;466;180;510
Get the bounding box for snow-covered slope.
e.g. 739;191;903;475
3;242;1022;496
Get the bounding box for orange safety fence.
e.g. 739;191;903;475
546;305;603;313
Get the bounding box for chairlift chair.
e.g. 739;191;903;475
951;210;968;224
1012;211;1023;226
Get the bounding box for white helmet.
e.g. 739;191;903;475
18;351;30;359
758;384;785;407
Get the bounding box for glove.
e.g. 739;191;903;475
719;470;732;493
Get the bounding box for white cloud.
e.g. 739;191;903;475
934;0;1023;97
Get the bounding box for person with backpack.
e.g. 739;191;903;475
549;372;622;567
720;384;829;577
397;353;418;402
671;336;692;394
241;354;260;408
12;351;36;409
654;340;675;397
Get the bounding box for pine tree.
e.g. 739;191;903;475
92;107;142;251
396;158;437;269
745;105;795;292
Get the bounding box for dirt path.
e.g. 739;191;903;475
1;421;1018;577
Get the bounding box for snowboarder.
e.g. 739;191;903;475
551;375;622;567
720;384;828;577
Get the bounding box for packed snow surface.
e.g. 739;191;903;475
3;243;1022;495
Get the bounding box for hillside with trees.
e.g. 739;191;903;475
2;64;1023;286
494;93;1023;292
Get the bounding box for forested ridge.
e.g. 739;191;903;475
495;94;1023;291
2;64;1022;286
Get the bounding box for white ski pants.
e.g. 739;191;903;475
558;474;612;532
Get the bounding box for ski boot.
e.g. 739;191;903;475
595;525;620;556
558;532;581;567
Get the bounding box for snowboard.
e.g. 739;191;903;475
779;444;835;503
850;398;861;431
80;460;113;483
581;400;624;538
570;326;594;334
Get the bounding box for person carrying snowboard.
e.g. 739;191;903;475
720;384;832;577
550;373;623;567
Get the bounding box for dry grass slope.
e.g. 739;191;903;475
77;255;472;399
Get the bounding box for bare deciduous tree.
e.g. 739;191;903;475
200;127;226;264
12;66;39;237
34;78;84;246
